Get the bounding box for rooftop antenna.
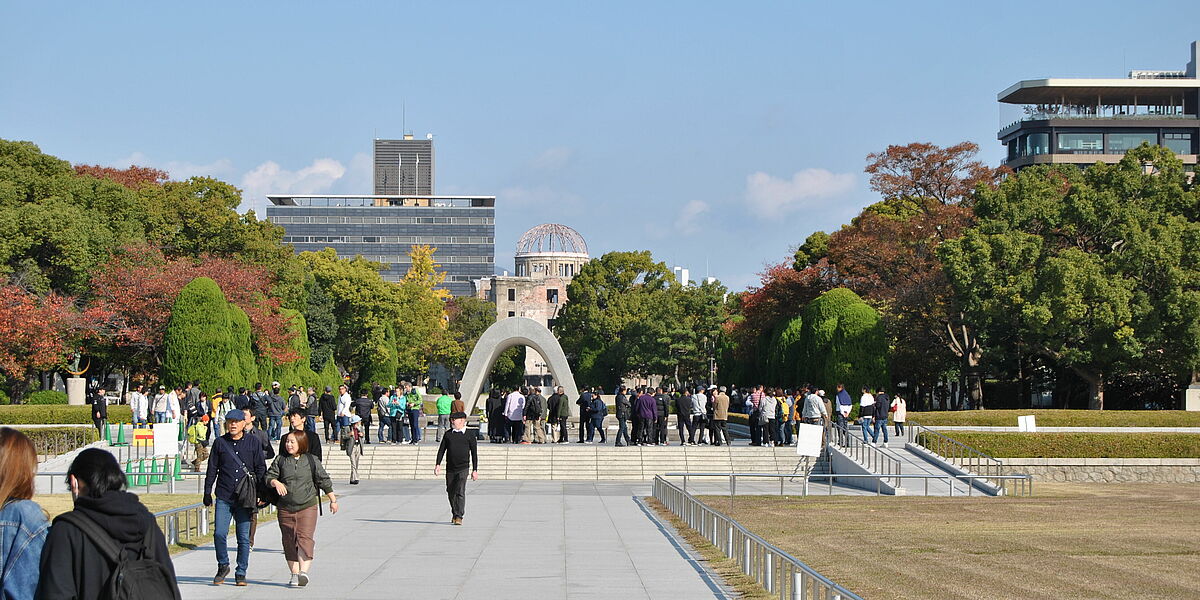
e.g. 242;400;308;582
402;102;406;137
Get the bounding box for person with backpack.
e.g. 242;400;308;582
265;430;337;588
203;409;266;587
0;428;48;600
342;414;364;485
37;448;179;599
524;388;546;444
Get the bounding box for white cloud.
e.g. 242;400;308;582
109;152;236;180
675;200;710;233
239;158;347;213
744;168;856;219
530;146;574;171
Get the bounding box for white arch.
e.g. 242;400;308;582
460;317;580;417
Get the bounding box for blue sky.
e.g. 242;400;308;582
2;1;1197;291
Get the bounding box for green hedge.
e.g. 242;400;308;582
26;390;69;405
931;431;1200;458
909;410;1200;428
0;405;133;424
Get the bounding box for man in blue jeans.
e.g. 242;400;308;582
204;409;266;586
859;387;876;443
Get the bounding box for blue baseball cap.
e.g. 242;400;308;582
225;409;246;422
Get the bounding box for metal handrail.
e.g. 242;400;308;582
662;472;1034;501
152;501;277;546
906;423;1005;482
829;423;902;486
653;475;862;600
37;470;207;495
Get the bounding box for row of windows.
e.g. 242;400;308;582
516;263;579;277
504;288;560;303
1008;131;1195;160
357;255;494;265
269;216;494;225
284;235;494;245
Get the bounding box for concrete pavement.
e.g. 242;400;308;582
174;480;731;600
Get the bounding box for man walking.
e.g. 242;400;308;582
204;409;265;586
834;384;853;445
524;387;546;444
614;386;631;447
504;387;526;444
280;407;323;461
266;383;285;441
859;387;876;443
872;388;891;445
434;412;478;525
89;387;108;435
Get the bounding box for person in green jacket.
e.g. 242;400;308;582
266;431;337;588
403;383;424;444
435;392;453;441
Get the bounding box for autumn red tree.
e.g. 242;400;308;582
73;164;170;189
0;281;104;398
864;141;1009;206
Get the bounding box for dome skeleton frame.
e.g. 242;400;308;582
516;224;588;256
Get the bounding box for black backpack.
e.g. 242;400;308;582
54;511;180;600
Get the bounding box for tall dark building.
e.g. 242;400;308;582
374;135;434;195
998;41;1199;174
266;195;495;297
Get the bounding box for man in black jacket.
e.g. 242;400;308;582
318;386;337;441
524;388;546;444
354;390;375;444
203;409;266;586
89;387;108;435
576;387;594;443
434;412;478;525
279;407;323;461
547;387;570;443
674;390;694;445
654;387;671;445
614;386;631;447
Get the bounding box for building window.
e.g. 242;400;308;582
508;288;515;302
1164;132;1194;155
508;311;515;318
1057;133;1103;154
1106;132;1157;154
547;289;559;304
1024;133;1050;156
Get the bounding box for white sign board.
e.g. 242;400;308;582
1017;415;1037;433
795;423;825;457
153;423;179;457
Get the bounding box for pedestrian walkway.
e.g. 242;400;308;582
174;480;731;600
877;437;974;495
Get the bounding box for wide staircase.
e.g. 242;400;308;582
322;441;816;481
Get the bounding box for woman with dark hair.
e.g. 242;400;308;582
267;430;336;587
0;428;48;600
35;448;179;599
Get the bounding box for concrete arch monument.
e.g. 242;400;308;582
460;317;580;417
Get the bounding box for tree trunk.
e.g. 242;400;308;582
1072;367;1104;410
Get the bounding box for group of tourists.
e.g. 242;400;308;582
737;383;907;447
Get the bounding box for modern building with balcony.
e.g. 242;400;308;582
998;41;1199;173
265;194;495;297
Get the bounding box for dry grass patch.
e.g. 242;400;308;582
645;497;770;599
693;483;1200;600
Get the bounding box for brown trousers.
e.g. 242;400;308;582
278;505;319;561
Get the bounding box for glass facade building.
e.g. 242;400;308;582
998;41;1200;173
266;195;495;297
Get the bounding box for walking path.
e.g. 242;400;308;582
174;480;732;600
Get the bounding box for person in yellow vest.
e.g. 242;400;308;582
187;417;210;471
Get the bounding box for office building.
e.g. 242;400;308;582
998;41;1199;173
266;194;494;297
374;135;435;195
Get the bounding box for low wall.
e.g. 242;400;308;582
1000;458;1200;484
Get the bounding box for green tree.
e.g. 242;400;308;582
227;304;259;385
302;276;338;371
797;288;889;394
162;277;236;390
792;231;830;271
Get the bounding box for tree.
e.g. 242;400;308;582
227;304;259;386
940;146;1200;409
395;244;453;376
73;164;169;189
161;277;236;390
302;277;338;371
796;288;889;395
0;281;102;399
864;141;1010;206
792;231;830;271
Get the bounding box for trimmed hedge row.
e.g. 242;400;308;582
933;431;1200;458
0;405;133;424
26;390;69;405
909;410;1200;428
11;426;98;454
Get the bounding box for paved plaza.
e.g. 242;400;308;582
173;480;731;600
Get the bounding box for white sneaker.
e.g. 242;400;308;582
298;572;309;587
289;574;300;588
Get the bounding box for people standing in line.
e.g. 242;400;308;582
0;428;48;600
343;415;364;485
248;383;268;418
614;386;632;447
435;390;453;442
653;387;670;445
588;393;607;444
265;431;337;588
213;392;232;439
711;386;729;446
89;388;107;436
335;385;353;443
859;387;876;444
265;383;285;441
801;386;828;426
204;410;264;586
524;387;546;444
280;408;323;462
434;412;478;526
129;385;149;429
504;387;526;444
746;385;765;446
353;389;374;445
891;394;907;436
549;386;570;443
318;386;337;442
872;388;891;445
403;383;424;445
185;382;202;427
38;448;179;599
674;389;694;446
576;387;594;443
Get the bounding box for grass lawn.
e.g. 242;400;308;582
908;409;1200;427
934;431;1200;458
34;493;202;519
687;484;1200;600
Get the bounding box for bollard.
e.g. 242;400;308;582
114;423;127;446
125;460;135;488
135;459;146;486
103;423;112;443
172;454;183;481
150;458;163;484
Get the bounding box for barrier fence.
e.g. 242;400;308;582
653;475;861;600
